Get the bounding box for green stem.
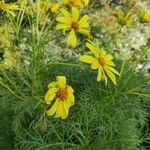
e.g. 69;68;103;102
0;81;22;100
120;46;149;91
127;91;150;98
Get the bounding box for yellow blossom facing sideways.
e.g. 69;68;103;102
45;76;75;119
0;0;19;17
51;3;60;13
115;11;133;26
80;42;120;85
56;7;90;47
138;10;150;22
63;0;83;8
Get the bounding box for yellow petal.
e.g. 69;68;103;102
56;23;70;30
80;55;99;69
48;82;58;88
61;9;71;23
97;68;102;81
55;101;67;119
45;88;58;104
72;7;79;22
86;42;99;58
78;28;90;36
63;100;69;115
47;99;59;116
100;49;106;57
67;93;75;106
104;67;116;85
106;66;120;76
79;55;96;64
67;29;77;48
78;15;89;28
107;61;115;66
57;76;66;89
105;54;113;61
67;86;74;93
91;60;99;69
56;17;70;24
101;68;107;85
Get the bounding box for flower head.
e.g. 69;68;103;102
63;0;83;8
56;7;90;47
138;10;150;22
45;76;75;119
80;42;120;85
51;3;60;13
115;11;133;26
0;0;19;17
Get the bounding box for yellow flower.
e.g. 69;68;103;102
82;0;89;6
0;0;19;17
56;7;90;47
138;10;150;22
41;0;52;13
45;76;75;119
80;42;120;85
63;0;83;8
51;3;60;13
116;11;133;26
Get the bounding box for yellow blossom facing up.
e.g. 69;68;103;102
0;0;19;17
41;0;52;13
56;7;90;47
115;11;133;26
138;10;150;22
82;0;89;7
63;0;83;8
80;42;120;85
51;3;60;13
45;76;75;119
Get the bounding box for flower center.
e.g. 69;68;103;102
98;57;106;66
69;0;75;5
56;89;68;100
71;22;79;31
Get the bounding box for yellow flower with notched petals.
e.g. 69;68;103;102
0;0;19;17
138;10;150;22
56;7;90;47
63;0;83;8
80;42;120;85
115;11;133;26
45;76;75;119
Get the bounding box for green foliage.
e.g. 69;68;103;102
0;60;149;150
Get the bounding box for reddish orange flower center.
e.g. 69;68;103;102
98;57;106;66
71;22;79;31
56;89;68;100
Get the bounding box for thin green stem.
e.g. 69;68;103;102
120;45;149;91
37;143;79;150
0;81;22;100
127;91;150;98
